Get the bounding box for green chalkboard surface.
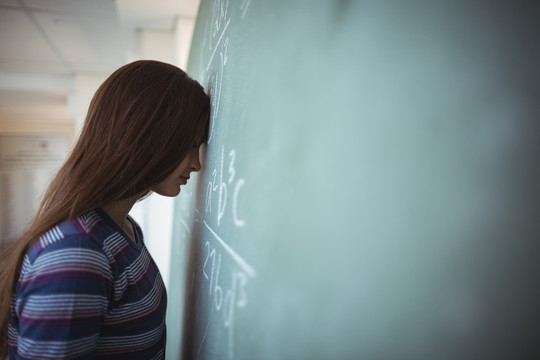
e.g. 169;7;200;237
167;1;540;359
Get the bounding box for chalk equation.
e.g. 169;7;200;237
205;145;246;228
197;145;252;360
193;0;254;359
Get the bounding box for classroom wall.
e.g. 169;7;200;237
0;88;74;247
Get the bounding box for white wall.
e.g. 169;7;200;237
72;73;108;135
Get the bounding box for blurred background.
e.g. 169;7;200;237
0;0;200;290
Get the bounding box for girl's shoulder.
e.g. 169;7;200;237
23;209;143;278
28;209;109;260
19;210;116;286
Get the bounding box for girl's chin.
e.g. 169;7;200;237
153;186;181;197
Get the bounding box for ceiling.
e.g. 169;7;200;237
0;0;200;124
0;0;200;76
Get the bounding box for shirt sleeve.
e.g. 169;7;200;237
13;236;113;360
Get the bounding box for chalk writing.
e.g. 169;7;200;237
194;1;253;359
201;221;255;360
205;145;246;228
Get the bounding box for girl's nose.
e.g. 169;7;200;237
191;148;201;172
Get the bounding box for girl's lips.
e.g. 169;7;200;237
180;176;188;185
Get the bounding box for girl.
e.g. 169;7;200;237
0;60;210;359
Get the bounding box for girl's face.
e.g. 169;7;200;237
152;145;202;197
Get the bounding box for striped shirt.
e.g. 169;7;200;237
8;209;167;360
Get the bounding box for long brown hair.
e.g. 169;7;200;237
0;60;210;354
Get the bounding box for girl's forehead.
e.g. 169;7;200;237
194;136;205;146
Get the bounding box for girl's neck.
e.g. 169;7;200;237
101;195;140;242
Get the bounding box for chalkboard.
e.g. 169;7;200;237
167;1;540;359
